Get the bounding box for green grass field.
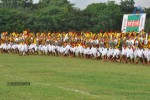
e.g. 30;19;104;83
0;54;150;100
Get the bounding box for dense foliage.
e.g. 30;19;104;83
0;0;150;33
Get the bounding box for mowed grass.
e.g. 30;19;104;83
0;54;150;100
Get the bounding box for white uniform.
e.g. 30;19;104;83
70;46;76;54
20;44;25;53
137;48;143;58
7;43;11;50
121;47;127;55
102;48;108;56
2;43;7;50
85;47;91;55
12;44;17;51
75;46;80;55
56;45;61;53
91;47;99;57
51;45;56;53
113;48;120;58
73;46;77;55
29;44;35;53
107;48;114;57
126;47;134;59
24;44;28;52
147;49;150;61
38;45;42;51
78;45;84;54
64;45;70;54
134;48;138;58
59;46;64;54
33;44;38;51
98;47;103;56
143;48;149;60
44;45;49;54
17;44;22;52
48;44;52;52
41;45;45;52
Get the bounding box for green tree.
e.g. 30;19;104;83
0;8;29;33
84;1;122;32
0;0;149;33
120;0;135;14
0;0;33;8
145;8;150;32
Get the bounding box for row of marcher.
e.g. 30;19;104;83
0;31;150;65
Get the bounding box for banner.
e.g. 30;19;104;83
121;13;146;33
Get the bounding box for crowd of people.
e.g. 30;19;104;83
0;30;150;65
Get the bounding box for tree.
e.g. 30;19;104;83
145;18;150;32
145;8;150;32
84;1;122;32
0;0;149;33
29;0;75;32
0;8;29;33
0;0;33;9
120;0;135;14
